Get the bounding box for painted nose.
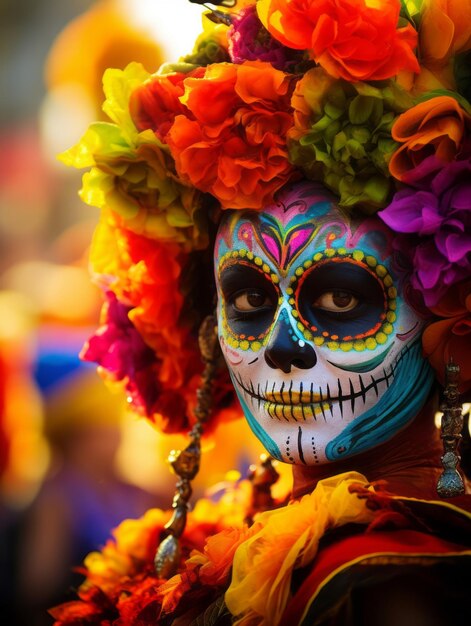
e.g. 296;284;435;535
264;310;317;373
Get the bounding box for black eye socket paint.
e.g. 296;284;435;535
219;262;279;336
219;263;276;300
297;262;387;337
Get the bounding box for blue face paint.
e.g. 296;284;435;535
325;340;435;460
231;374;282;461
215;181;430;466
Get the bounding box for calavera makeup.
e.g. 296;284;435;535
214;181;435;465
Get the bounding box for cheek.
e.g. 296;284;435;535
219;335;244;367
218;332;266;372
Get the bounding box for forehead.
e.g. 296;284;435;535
215;183;394;269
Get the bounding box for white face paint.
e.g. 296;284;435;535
214;181;434;466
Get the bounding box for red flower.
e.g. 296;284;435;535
131;71;195;141
258;0;419;81
87;216;204;432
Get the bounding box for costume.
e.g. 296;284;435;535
52;1;471;624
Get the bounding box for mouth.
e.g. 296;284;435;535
230;341;417;422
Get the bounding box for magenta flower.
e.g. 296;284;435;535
379;158;471;307
81;292;160;415
227;5;307;71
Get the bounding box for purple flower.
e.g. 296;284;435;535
81;292;160;414
379;158;471;307
227;5;306;71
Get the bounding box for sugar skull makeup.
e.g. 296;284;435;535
214;181;435;465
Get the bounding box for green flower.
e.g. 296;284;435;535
182;16;230;67
288;68;414;214
59;62;208;249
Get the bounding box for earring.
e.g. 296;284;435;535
436;361;465;498
154;314;220;578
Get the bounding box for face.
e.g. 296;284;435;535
214;181;434;465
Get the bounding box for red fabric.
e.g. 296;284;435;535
282;528;471;625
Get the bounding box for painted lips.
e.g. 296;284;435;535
231;369;394;423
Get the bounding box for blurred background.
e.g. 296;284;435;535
0;1;280;623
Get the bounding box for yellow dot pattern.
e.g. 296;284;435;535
217;247;398;353
289;249;397;351
217;250;278;351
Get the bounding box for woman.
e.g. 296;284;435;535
52;1;471;624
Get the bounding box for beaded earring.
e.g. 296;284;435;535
437;361;465;498
154;314;220;578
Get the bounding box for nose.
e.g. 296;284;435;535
264;309;317;373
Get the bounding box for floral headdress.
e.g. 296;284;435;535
61;0;471;438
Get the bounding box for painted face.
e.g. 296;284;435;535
214;181;434;465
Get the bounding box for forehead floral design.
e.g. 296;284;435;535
60;0;471;435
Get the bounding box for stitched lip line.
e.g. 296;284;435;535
232;342;413;420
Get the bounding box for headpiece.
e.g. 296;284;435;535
61;0;471;444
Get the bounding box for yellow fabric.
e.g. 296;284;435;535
225;472;376;626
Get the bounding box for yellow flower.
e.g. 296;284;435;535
59;62;207;250
83;508;170;593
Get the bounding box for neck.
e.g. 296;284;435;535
292;394;443;500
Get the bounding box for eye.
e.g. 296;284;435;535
296;261;387;338
233;290;272;312
218;262;279;337
313;290;359;312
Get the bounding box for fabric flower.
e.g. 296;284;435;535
60;63;206;249
228;4;308;72
83;217;208;432
50;491;251;626
257;0;419;82
420;0;471;67
89;217;191;360
81;291;163;416
422;280;471;393
413;0;471;93
289;67;413;212
133;61;297;210
379;157;471;307
388;94;471;185
183;12;230;66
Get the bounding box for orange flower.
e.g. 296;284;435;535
158;524;258;618
420;0;471;67
257;0;419;81
133;61;297;210
389;95;471;183
192;525;259;587
422;280;471;393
